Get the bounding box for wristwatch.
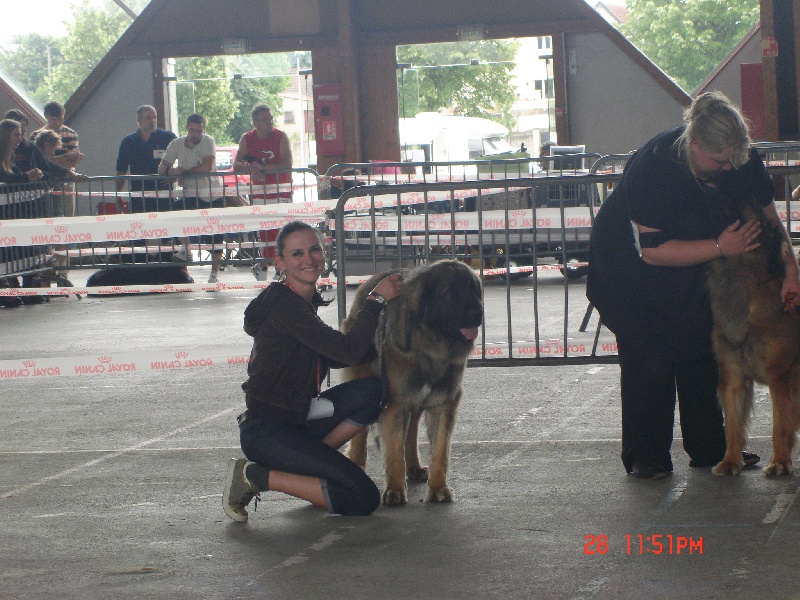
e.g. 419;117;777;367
367;291;386;305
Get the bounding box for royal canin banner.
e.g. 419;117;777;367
0;203;597;248
0;338;618;379
0;187;539;247
0;265;589;297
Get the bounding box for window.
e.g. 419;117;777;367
468;138;485;159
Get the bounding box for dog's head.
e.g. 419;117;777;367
407;260;483;342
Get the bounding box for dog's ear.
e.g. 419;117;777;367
415;274;438;324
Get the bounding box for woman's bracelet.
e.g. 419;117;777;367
715;238;723;256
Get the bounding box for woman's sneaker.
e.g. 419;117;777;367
223;458;260;522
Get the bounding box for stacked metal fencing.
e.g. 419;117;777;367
4;152;800;368
329;164;625;365
0;182;51;278
0;168;318;278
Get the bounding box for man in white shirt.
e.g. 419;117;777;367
158;114;224;283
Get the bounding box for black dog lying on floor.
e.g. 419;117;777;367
86;265;194;295
0;274;70;307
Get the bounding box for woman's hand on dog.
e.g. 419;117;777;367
372;273;404;302
716;219;761;256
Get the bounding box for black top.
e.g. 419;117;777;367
13;141;74;184
241;283;382;424
586;127;774;360
116;128;176;191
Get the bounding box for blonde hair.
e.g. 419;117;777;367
34;129;61;155
0;118;21;173
677;92;751;168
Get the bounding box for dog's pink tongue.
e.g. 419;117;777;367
460;326;479;340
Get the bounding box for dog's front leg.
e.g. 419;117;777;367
346;429;369;470
379;402;410;505
425;398;459;502
405;410;428;481
764;375;797;476
712;357;751;476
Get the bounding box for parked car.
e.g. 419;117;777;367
215;145;250;189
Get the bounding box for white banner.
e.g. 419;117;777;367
0;203;591;248
0;337;618;380
0;264;591;296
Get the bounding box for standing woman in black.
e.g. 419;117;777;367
587;92;800;479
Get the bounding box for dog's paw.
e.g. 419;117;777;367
382;488;408;506
426;485;453;503
407;465;429;481
712;460;742;476
764;460;796;476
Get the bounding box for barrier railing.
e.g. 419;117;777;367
0;181;51;279
0;169;319;274
323;154;603;193
331;172;621;365
6;159;800;369
754;141;800;166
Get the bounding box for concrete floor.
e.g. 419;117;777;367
1;263;798;599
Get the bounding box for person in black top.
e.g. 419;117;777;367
4;110;50;178
0;119;42;185
223;221;403;522
587;92;800;479
116;105;176;212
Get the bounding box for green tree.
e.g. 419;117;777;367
396;40;520;128
224;53;293;143
0;33;64;105
621;0;760;92
39;0;130;104
175;56;237;144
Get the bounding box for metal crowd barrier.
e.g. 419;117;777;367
331;172;622;366
0;181;51;279
7;157;800;369
323;155;603;190
754;141;800;165
19;169;321;272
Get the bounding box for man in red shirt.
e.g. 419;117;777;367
234;104;293;280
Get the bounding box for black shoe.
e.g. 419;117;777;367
742;450;760;467
692;451;761;468
629;462;671;480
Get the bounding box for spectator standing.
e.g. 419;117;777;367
116;105;177;212
4;110;50;178
30;101;83;275
0;119;42;184
5;111;71;229
158;113;224;283
30;101;83;177
233;104;293;280
34;131;87;182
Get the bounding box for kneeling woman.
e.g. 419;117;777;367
224;220;402;521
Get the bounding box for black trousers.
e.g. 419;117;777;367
239;377;382;516
617;339;726;472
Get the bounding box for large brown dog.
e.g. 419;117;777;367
708;199;800;477
342;260;483;504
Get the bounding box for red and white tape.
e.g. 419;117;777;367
0;264;591;297
0;337;617;380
